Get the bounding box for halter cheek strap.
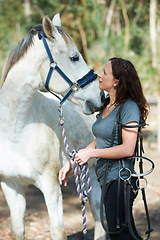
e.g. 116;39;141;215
38;31;97;106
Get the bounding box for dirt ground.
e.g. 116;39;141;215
0;104;160;240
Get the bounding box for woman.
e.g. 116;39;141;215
59;57;149;240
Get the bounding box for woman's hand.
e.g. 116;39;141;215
75;149;93;165
59;160;73;186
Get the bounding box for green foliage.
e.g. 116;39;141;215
0;0;159;95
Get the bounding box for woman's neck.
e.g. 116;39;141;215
108;92;116;107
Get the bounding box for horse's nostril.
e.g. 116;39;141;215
86;100;92;109
86;100;95;114
101;94;105;104
100;90;105;103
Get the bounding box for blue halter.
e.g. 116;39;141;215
38;31;97;105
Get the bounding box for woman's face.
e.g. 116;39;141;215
98;61;118;92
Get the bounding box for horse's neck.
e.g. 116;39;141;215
0;47;43;136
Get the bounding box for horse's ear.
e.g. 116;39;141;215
42;16;59;39
52;13;61;27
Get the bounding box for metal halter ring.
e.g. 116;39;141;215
136;177;148;190
119;167;132;181
70;83;80;92
50;61;57;68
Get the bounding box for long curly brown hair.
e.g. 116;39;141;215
98;57;149;122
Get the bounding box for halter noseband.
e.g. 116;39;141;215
38;31;97;106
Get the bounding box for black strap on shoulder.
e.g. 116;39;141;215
110;103;125;147
100;103;125;234
101;102;153;239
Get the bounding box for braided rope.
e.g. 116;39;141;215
59;118;92;235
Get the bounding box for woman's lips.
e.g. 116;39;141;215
98;77;102;83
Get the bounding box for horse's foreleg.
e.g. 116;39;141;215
37;175;67;240
88;166;108;240
1;181;26;240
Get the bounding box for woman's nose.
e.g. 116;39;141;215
98;72;102;79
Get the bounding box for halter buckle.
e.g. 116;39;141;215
70;83;79;92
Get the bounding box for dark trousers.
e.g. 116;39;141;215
104;179;142;240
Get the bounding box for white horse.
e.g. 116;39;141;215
0;14;106;240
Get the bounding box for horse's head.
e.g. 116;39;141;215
39;14;104;114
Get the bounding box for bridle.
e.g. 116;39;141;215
38;30;94;235
38;31;97;106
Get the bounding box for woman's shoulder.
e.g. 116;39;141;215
122;99;140;112
123;99;138;108
120;100;141;124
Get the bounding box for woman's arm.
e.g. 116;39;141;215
85;139;96;149
76;122;138;165
59;159;73;186
59;139;96;186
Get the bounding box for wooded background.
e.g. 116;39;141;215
0;0;160;95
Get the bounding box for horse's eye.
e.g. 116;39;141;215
70;55;79;62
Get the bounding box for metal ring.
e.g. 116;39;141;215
50;61;57;68
136;177;148;190
70;83;79;92
131;156;154;178
119;167;131;181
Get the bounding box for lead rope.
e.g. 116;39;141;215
58;107;92;235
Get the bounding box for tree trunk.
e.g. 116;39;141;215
157;18;160;58
115;5;121;37
105;0;116;36
150;0;157;68
120;0;130;50
24;0;31;21
78;24;91;64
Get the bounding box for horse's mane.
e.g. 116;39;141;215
0;24;73;88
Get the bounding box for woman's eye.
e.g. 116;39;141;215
70;55;79;62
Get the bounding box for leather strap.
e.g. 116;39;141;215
117;103;153;240
100;101;153;239
109;103;125;147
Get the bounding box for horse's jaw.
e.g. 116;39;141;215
83;101;100;115
71;82;105;115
